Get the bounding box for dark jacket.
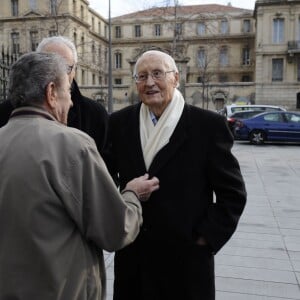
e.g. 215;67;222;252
69;80;108;154
0;80;108;154
105;103;247;300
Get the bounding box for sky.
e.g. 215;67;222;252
89;0;256;18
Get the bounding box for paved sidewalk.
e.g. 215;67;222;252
104;142;300;299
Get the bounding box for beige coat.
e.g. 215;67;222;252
0;107;142;300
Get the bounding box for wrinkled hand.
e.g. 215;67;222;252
125;174;159;201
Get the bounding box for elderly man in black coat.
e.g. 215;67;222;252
104;50;247;300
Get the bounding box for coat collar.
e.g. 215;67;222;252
10;106;56;121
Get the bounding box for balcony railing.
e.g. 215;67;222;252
288;40;300;53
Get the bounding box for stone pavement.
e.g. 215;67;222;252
104;141;300;300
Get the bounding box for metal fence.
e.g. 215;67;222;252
0;47;18;103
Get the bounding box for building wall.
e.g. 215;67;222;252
110;6;256;110
0;0;109;101
255;0;300;110
2;2;300;111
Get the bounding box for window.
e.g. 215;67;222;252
273;18;284;43
105;48;108;64
11;32;20;54
30;31;39;51
98;22;101;34
241;75;251;82
197;48;206;68
272;58;283;81
263;113;283;122
135;25;141;37
154;24;161;36
115;26;121;38
197;22;206;35
50;0;57;15
219;47;228;66
92;74;96;85
92;17;95;31
92;44;96;64
11;0;18;16
80;5;84;19
105;25;107;38
297;58;300;81
220;19;228;34
242;47;250;65
49;30;57;36
115;52;122;69
29;0;37;10
81;35;85;54
73;0;76;15
243;20;251;33
197;76;204;83
81;70;85;85
115;78;122;85
175;23;182;36
219;74;228;82
286;113;300;123
73;31;77;46
98;46;102;64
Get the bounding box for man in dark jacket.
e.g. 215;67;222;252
0;36;108;154
105;50;247;300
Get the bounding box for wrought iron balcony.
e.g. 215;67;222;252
288;40;300;54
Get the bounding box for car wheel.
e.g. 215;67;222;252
249;130;266;145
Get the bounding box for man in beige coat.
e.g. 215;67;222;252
0;52;159;300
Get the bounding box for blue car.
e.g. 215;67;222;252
234;111;300;144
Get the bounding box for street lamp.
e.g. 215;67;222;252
107;0;113;113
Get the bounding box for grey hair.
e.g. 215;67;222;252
133;50;179;76
36;36;78;64
8;52;67;108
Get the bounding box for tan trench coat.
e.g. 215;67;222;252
0;107;142;300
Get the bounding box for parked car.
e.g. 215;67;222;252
219;104;286;117
234;111;300;144
227;110;265;132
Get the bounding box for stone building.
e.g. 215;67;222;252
255;0;300;110
2;1;300;110
111;4;255;110
0;0;109;102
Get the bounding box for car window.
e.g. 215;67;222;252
286;113;300;123
263;113;283;122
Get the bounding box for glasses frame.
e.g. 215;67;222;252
133;70;175;83
67;64;76;74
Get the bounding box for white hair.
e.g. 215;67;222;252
36;36;78;64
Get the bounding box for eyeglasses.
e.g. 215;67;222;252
133;70;175;83
67;64;75;74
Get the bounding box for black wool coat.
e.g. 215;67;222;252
69;80;108;154
104;102;247;300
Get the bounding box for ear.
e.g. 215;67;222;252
45;82;57;109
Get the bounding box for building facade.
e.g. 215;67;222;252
1;1;300;111
255;0;300;110
111;4;256;110
0;0;109;103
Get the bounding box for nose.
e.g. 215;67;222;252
145;74;155;85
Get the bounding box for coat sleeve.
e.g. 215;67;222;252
196;115;247;253
60;139;143;252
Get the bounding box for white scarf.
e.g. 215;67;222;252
139;89;185;170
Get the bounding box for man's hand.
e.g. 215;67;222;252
124;174;159;201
